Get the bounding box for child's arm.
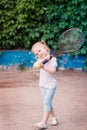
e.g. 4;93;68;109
33;61;57;74
42;65;57;74
41;56;57;74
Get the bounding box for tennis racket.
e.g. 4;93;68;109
43;28;85;64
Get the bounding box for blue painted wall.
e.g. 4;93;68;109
0;50;87;70
57;54;86;70
0;50;36;68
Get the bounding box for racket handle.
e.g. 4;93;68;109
42;55;53;64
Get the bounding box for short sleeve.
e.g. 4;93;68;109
50;57;57;67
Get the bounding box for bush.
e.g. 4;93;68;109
0;0;87;54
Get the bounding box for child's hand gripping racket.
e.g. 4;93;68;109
34;28;85;68
33;54;50;69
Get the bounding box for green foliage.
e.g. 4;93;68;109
0;0;43;49
0;0;87;54
17;62;26;70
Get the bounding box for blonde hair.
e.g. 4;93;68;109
31;40;50;53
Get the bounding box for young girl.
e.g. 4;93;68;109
31;40;58;129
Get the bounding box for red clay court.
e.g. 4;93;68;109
0;69;87;130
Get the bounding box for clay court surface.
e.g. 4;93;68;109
0;69;87;130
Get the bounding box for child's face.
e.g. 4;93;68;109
32;45;49;59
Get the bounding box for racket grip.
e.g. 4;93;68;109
42;55;53;64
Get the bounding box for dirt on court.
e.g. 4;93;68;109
0;68;87;130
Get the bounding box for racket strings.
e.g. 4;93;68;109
57;29;84;53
